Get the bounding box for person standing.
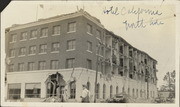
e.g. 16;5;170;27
80;84;90;103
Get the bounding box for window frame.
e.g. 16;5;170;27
25;83;41;98
50;60;59;69
67;39;76;51
67;22;76;33
87;41;92;52
40;27;48;38
10;34;17;43
87;23;93;35
38;61;46;70
52;25;60;36
20;32;28;41
66;58;75;69
8;83;21;100
29;45;36;55
30;30;37;40
28;62;35;71
39;44;47;54
51;42;60;53
19;47;26;57
18;62;25;71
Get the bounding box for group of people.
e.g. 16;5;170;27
61;84;90;103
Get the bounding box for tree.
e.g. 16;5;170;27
162;70;175;91
160;70;175;98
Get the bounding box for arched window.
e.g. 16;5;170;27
140;89;142;97
122;87;125;93
128;88;130;95
136;89;138;98
69;81;76;99
103;84;106;99
132;88;134;97
87;82;90;91
110;85;113;98
96;83;100;99
116;86;119;95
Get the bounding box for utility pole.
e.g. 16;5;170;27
94;44;100;103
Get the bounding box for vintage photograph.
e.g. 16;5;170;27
1;1;178;107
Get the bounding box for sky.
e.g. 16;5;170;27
1;1;177;88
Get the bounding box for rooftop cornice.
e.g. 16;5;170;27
7;9;104;31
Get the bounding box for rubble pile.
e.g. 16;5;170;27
43;96;62;102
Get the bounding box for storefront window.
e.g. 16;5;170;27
8;84;21;100
25;83;41;98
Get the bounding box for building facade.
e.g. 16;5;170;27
5;9;158;102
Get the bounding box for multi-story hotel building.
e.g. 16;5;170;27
5;9;158;102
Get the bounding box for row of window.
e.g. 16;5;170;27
9;58;92;72
9;22;76;43
89;82;155;99
8;81;76;100
9;22;103;43
9;40;93;58
9;40;73;57
8;83;41;100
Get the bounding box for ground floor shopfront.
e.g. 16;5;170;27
5;67;158;102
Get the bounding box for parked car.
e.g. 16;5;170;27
106;93;127;103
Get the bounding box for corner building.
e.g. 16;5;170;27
5;10;158;102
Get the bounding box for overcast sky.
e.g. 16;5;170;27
1;1;177;88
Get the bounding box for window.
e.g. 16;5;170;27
53;25;60;35
9;49;15;57
128;88;130;95
116;86;119;94
87;24;92;34
40;28;48;37
52;42;59;52
96;30;101;40
38;61;46;70
100;47;104;56
140;90;142;97
69;81;76;99
66;58;75;68
136;89;138;98
110;85;113;98
19;47;26;56
132;88;135;97
8;84;21;100
51;60;59;69
129;50;133;57
68;22;76;32
87;41;92;52
67;40;75;50
28;62;35;71
25;83;41;98
120;58;124;67
9;64;14;72
119;45;123;54
96;83;100;99
29;45;36;55
134;65;137;71
20;32;27;41
86;59;92;69
30;30;37;39
87;82;90;90
10;34;17;43
122;87;125;93
103;84;106;99
39;44;47;54
144;59;147;64
18;63;24;71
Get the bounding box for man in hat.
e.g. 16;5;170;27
80;84;90;103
